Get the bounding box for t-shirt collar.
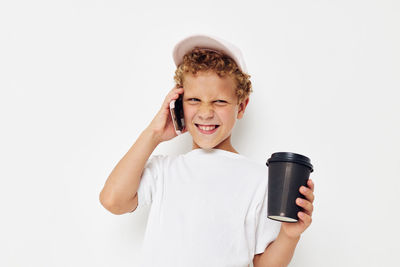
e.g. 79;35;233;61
186;148;245;159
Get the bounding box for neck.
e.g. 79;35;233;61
192;136;239;154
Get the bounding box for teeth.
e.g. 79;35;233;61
198;125;216;131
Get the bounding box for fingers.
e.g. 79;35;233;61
171;86;184;96
171;86;184;94
308;179;315;192
296;197;313;216
297;179;315;217
300;183;314;203
163;86;184;108
168;86;184;100
298;211;312;226
172;87;184;98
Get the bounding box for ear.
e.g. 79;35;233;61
237;97;249;119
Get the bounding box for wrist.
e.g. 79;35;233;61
143;127;162;146
279;227;301;242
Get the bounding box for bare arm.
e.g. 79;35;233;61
99;127;160;214
253;228;300;267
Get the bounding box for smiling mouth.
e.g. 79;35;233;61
195;124;220;129
195;124;220;134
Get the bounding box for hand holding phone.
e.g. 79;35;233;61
146;86;185;143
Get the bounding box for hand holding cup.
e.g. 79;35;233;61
266;152;315;239
281;178;315;239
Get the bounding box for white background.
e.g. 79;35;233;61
1;0;399;266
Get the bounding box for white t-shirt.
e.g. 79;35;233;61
134;148;281;267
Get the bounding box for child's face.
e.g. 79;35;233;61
182;71;248;151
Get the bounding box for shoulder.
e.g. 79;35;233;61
145;154;173;170
146;153;183;169
225;156;269;188
236;156;268;175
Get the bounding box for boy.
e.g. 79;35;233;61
99;34;315;267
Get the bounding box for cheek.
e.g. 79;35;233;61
218;108;236;122
183;106;195;122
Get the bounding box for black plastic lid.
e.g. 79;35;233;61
266;152;314;172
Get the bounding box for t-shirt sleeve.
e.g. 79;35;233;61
131;154;165;211
254;186;282;255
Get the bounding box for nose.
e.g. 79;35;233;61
197;103;214;120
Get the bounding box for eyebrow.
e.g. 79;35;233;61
184;93;230;98
184;96;229;100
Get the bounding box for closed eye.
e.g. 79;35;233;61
187;98;228;104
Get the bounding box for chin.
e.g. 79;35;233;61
196;143;216;150
193;139;219;150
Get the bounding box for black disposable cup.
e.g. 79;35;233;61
266;152;314;223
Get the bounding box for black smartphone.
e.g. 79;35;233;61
169;93;185;135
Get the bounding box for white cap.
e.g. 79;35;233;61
172;34;248;73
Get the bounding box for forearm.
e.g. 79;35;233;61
99;127;160;208
257;228;300;267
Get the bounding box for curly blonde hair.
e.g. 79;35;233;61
173;48;252;104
